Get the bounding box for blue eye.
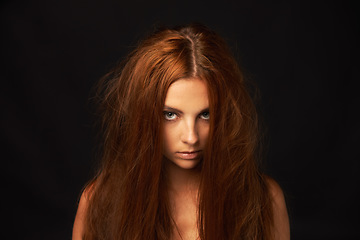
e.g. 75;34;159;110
164;111;177;121
200;111;210;120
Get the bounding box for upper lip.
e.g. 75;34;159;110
177;150;201;154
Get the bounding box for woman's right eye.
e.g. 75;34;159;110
164;111;177;121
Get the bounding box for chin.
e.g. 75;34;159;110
170;158;202;170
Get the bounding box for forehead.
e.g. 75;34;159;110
165;78;209;110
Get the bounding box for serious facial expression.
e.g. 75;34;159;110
162;77;210;170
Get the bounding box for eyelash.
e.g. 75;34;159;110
163;111;210;121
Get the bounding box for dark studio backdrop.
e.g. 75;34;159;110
1;0;358;239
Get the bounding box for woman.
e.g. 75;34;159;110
72;23;290;240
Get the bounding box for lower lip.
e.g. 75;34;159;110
176;151;201;160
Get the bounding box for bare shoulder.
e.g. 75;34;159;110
266;177;290;240
72;186;93;240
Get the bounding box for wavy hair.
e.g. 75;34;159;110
83;23;273;239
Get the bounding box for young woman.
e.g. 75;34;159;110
72;23;290;240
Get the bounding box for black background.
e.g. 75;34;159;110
1;0;358;239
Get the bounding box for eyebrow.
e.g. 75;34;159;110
163;106;183;114
163;105;209;114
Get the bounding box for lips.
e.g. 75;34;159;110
175;150;202;160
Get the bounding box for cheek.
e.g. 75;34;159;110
199;124;210;144
162;125;175;150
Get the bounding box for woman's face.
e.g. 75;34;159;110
162;77;210;170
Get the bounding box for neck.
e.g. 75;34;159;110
164;158;201;194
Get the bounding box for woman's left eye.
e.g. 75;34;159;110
200;111;210;120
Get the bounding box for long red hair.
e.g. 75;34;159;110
83;23;273;239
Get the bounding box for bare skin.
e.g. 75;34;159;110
165;168;291;240
162;78;207;240
268;178;291;240
165;159;201;240
72;175;290;240
162;78;290;239
72;188;88;240
72;78;290;240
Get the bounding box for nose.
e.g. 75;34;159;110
181;119;199;145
